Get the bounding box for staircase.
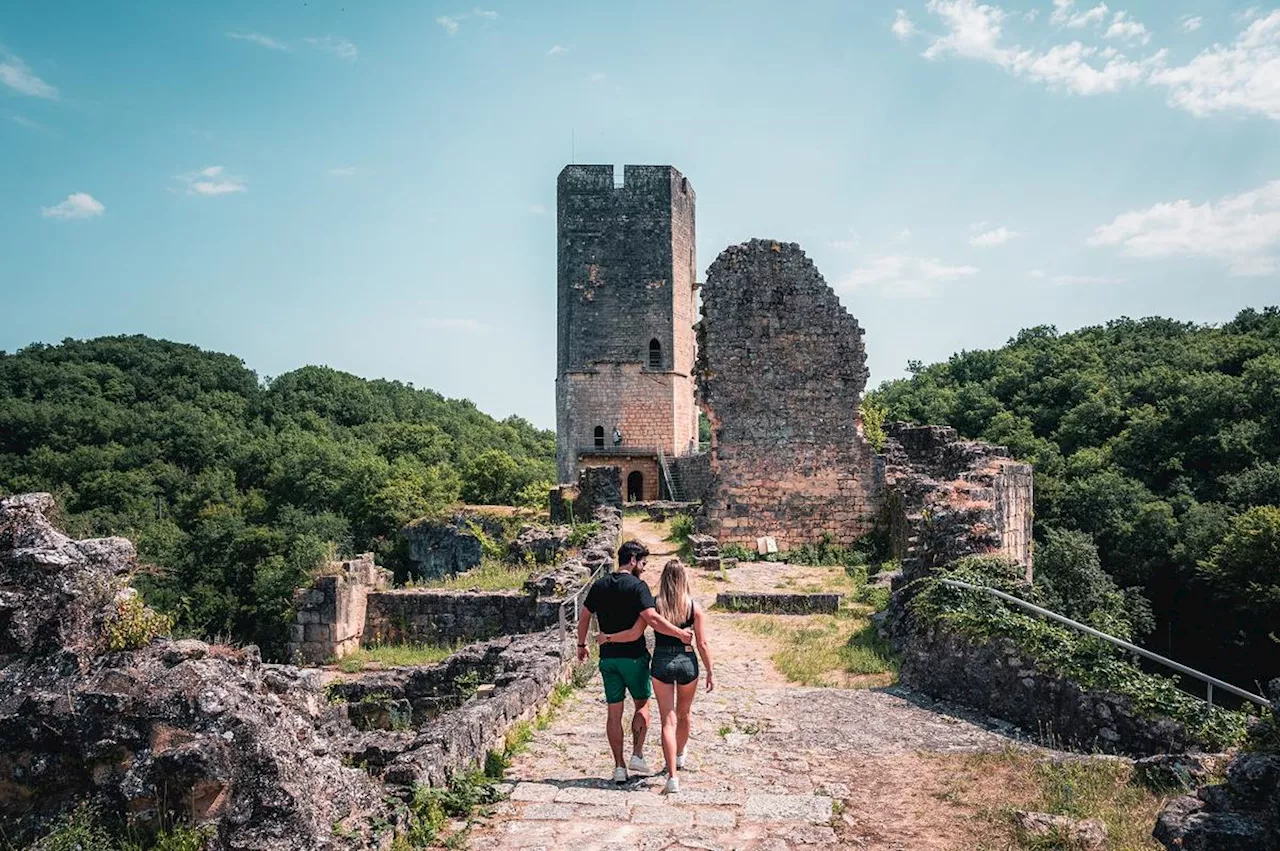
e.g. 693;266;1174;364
657;450;685;502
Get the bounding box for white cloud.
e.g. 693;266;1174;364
437;9;499;35
970;225;1020;246
0;52;57;99
1236;7;1262;24
329;166;358;177
421;318;486;332
1181;16;1203;33
828;229;861;251
305;36;357;61
588;71;607;83
41;192;104;220
917;0;1160;96
1051;0;1109;29
547;44;567;56
1051;273;1127;285
1029;269;1046;278
892;10;917;40
842;254;979;297
1148;10;1280;120
1105;11;1150;45
529;204;547;215
176;166;247;196
893;227;913;243
226;32;289;51
9;113;41;130
1087;179;1280;276
1024;10;1039;23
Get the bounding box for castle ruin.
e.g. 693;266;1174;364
554;164;1033;574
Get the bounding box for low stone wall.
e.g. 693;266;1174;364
340;627;581;788
287;554;391;665
715;592;842;614
363;590;550;646
900;625;1216;756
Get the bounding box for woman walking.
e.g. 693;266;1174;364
599;558;714;793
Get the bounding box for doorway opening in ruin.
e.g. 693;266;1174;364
594;426;605;448
626;471;644;502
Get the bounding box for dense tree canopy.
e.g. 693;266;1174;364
0;336;555;656
869;307;1280;689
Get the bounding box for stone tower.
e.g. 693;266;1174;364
555;165;698;501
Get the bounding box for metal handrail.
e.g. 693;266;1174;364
938;578;1271;709
556;559;609;655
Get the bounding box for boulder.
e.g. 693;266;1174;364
1014;811;1106;851
508;524;570;565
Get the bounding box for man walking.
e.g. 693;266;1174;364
577;540;693;783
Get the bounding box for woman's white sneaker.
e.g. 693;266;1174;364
676;751;687;770
663;776;680;794
612;766;628;784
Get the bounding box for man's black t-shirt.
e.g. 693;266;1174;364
583;571;655;659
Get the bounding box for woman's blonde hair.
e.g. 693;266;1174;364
656;558;693;626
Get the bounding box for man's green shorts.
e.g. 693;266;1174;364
598;655;652;704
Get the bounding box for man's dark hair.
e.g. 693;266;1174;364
617;540;649;567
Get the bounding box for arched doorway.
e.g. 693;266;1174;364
626;471;644;502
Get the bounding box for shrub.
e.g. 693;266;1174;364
103;593;174;652
667;514;695;556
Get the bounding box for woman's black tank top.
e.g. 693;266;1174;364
654;602;695;648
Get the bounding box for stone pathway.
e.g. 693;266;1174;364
468;518;1032;850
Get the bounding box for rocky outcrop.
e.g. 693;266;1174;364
1153;681;1280;851
0;493;391;849
508;524;570;565
522;506;621;598
401;511;506;580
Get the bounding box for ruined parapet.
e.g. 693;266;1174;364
287;553;391;665
882;422;1033;584
696;239;884;548
550;465;622;523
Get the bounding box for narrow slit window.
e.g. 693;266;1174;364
594;426;605;448
648;338;662;369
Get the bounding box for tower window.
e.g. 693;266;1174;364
594;426;605;448
649;339;662;369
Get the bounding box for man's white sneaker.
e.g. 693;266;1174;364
612;766;628;784
663;776;680;794
628;755;651;775
676;751;687;770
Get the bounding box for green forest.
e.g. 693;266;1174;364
868;306;1280;691
0;336;556;657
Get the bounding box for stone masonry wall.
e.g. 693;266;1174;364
882;423;1034;583
287;554;391;665
901;625;1222;757
671;452;713;503
695;239;883;547
363;591;545;646
555;165;698;481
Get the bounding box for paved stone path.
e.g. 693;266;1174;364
468;521;1031;851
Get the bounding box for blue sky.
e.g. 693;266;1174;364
2;1;1278;429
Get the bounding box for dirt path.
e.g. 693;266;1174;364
468;515;1036;850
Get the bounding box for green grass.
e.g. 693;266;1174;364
741;611;898;687
337;642;459;672
10;803;211;851
931;748;1173;851
415;559;534;592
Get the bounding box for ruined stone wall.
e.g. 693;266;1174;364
882;423;1034;583
287;554;391;665
695;239;883;547
555;165;697;481
363;591;546;646
671;452;713;503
